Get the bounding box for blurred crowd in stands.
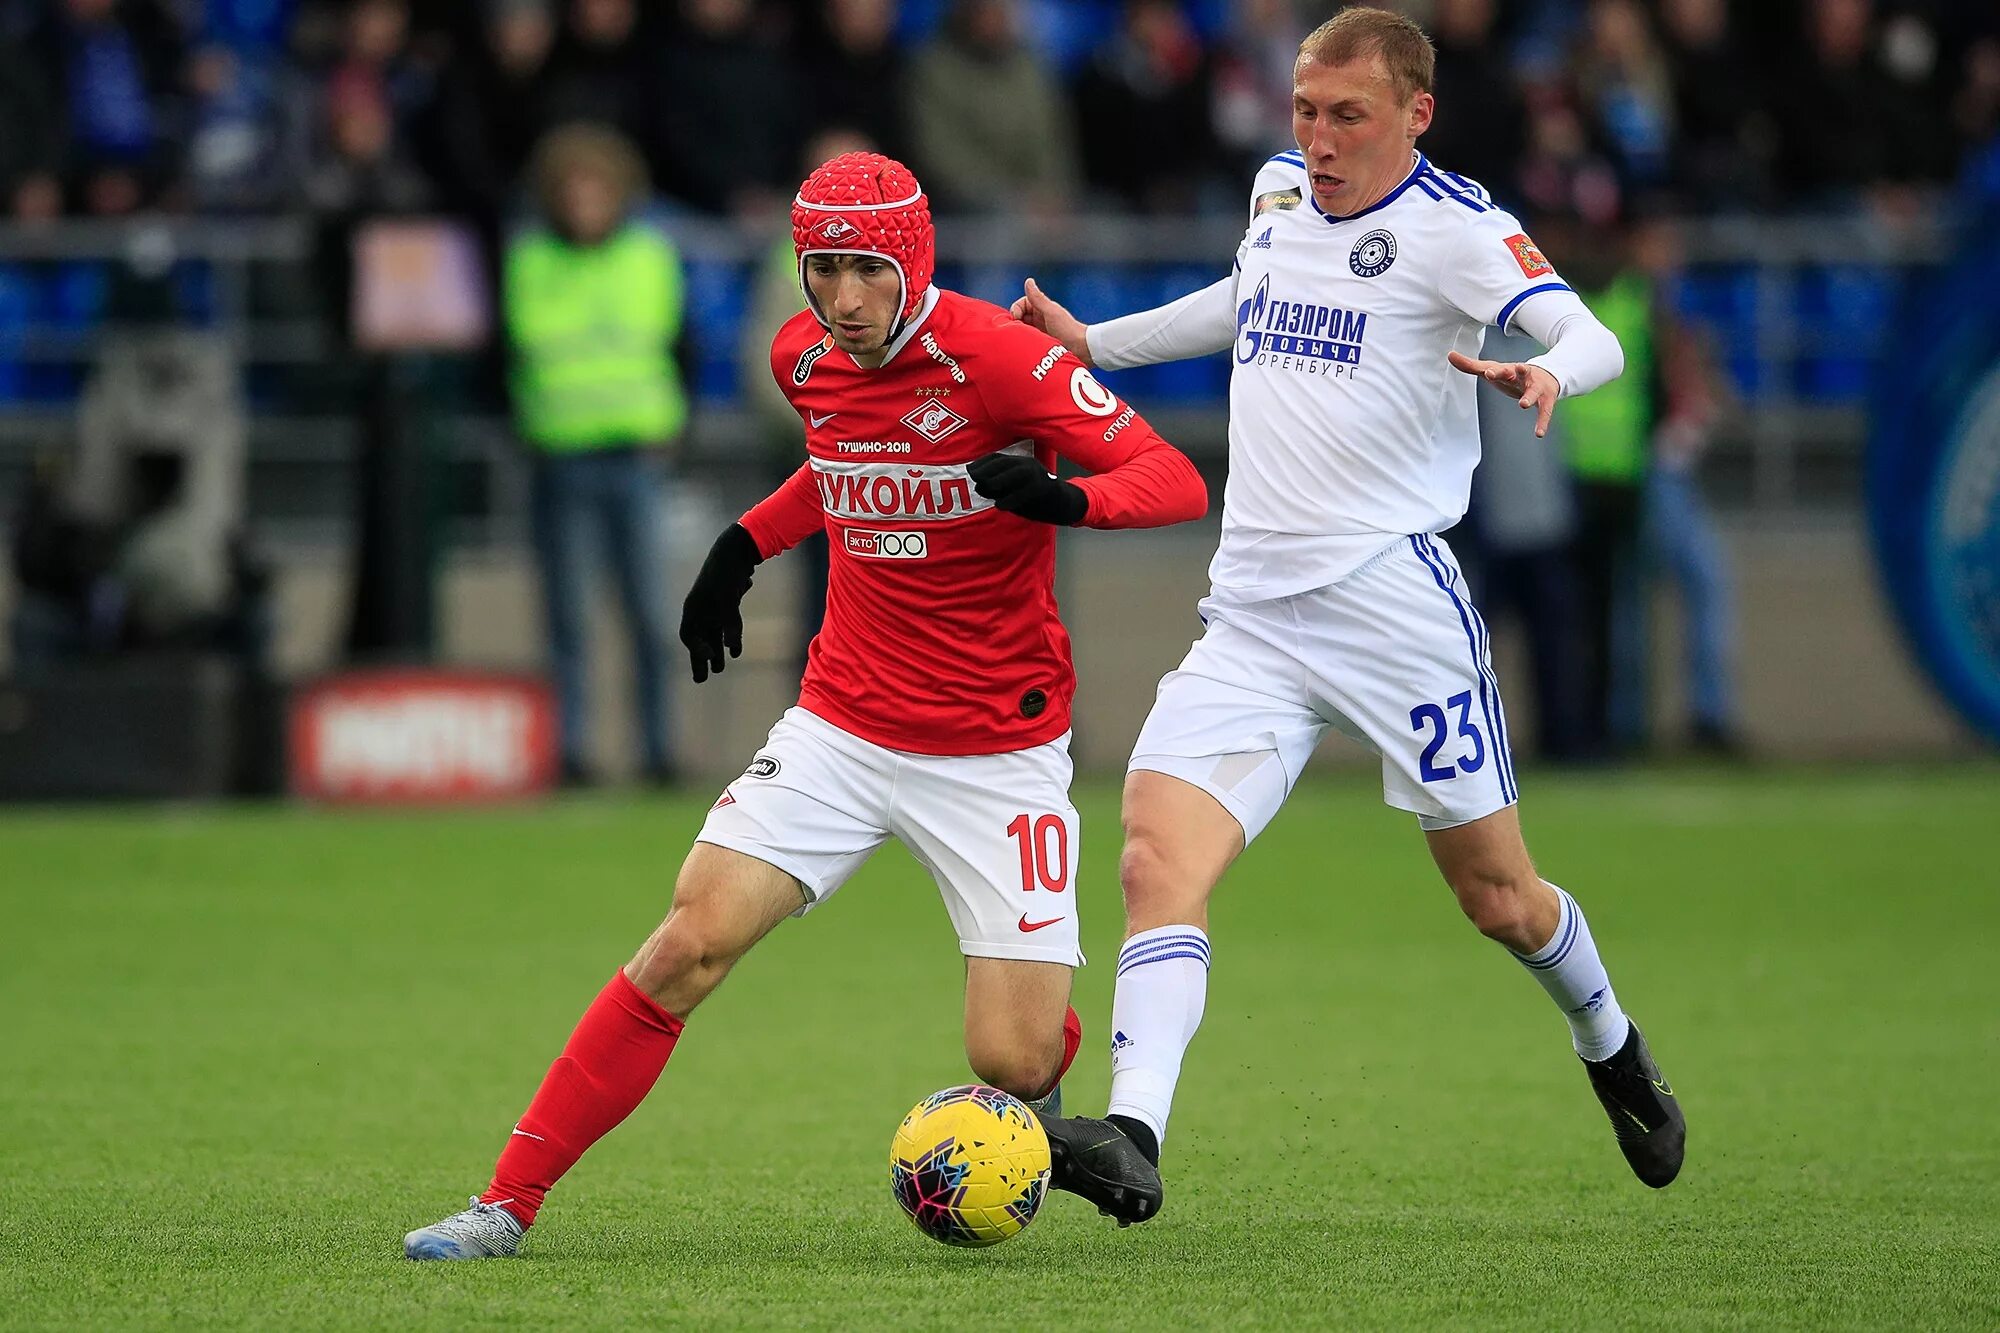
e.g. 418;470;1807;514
0;0;1996;229
6;0;1999;784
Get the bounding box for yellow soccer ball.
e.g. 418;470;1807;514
889;1084;1052;1247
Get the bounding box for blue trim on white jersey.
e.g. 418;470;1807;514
1496;282;1573;334
1439;170;1492;203
1309;152;1428;225
1416;169;1489;212
1264;150;1305;169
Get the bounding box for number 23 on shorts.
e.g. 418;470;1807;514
1409;691;1487;782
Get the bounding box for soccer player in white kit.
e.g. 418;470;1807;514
1016;8;1685;1222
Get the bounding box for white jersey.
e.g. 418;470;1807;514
1218;149;1583;597
1093;149;1592;602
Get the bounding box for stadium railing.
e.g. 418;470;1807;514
0;211;1954;545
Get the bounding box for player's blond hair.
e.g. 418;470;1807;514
1297;7;1436;106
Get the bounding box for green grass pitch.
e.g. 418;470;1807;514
5;768;1998;1329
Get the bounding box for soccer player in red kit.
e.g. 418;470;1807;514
403;152;1207;1259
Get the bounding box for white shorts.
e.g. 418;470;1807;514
696;707;1083;966
1129;534;1518;843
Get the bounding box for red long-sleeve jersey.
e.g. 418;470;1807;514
742;288;1207;755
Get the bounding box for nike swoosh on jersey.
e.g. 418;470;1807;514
1018;915;1063;933
809;411;837;428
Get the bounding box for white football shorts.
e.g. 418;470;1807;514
1130;533;1519;843
696;706;1083;966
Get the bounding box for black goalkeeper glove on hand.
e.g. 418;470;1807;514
966;452;1089;526
679;523;762;683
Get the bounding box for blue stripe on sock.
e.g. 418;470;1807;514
1119;935;1211;968
1524;924;1577;971
1537;892;1580;962
1117;948;1211;977
1120;929;1209;954
1518;893;1578;970
1522;927;1575;971
1117;936;1212;967
1410;537;1513;803
1118;942;1211;967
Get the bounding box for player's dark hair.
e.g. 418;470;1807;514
1297;6;1436;105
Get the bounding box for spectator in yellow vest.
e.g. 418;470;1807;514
1558;214;1744;759
1551;214;1653;758
507;124;688;785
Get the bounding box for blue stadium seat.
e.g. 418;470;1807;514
1671;266;1763;399
3;265;79;404
683;259;748;402
894;0;947;41
46;262;109;332
1055;264;1140;327
244;364;283;411
1043;264;1145;396
173;260;219;325
196;0;296;49
1145;266;1228;403
1793;265;1893;402
1153;351;1229;403
22;363;80;405
0;263;33;402
895;0;1119;71
960;264;1026;312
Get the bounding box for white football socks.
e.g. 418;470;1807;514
1513;884;1630;1062
1105;925;1211;1147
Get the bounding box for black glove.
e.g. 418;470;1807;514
679;524;761;683
966;452;1088;526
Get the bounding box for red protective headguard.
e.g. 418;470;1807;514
791;152;934;337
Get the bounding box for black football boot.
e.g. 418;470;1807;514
1041;1114;1164;1226
1582;1020;1686;1188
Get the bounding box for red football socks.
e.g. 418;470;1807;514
481;971;684;1228
1032;1004;1084;1101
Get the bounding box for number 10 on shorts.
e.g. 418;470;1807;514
1006;814;1070;893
